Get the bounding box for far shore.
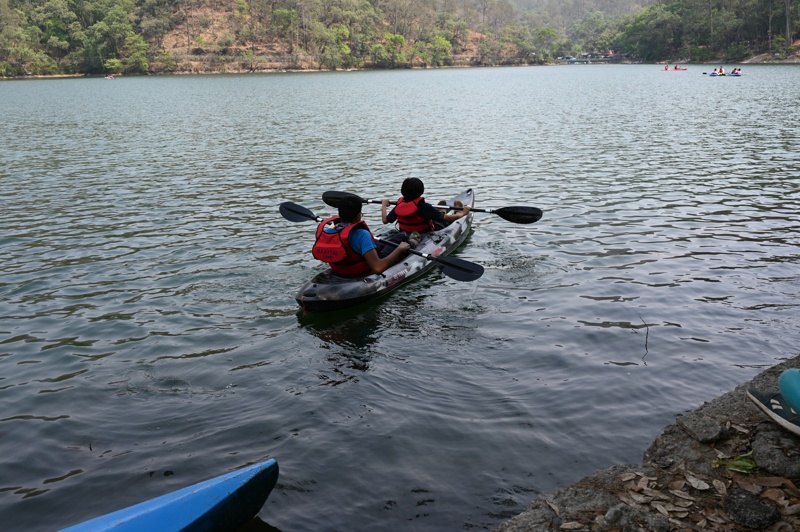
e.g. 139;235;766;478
3;52;800;81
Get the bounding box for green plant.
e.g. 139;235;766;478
712;450;757;474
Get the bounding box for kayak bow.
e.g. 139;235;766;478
60;459;279;532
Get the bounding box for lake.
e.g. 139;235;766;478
1;64;799;531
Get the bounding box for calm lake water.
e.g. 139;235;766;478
1;64;799;531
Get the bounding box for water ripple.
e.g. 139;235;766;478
1;65;799;531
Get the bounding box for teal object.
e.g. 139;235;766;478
60;459;279;531
779;368;800;412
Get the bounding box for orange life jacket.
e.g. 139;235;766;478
394;196;434;233
312;217;373;276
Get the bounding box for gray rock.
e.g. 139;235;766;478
603;504;624;524
724;487;781;529
595;503;671;532
751;424;800;477
676;412;726;443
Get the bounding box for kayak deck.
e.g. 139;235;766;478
60;459;279;532
296;188;475;312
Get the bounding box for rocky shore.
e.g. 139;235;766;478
497;356;800;531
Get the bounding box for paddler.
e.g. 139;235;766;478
381;178;471;238
312;194;410;276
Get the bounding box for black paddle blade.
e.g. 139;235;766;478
322;191;365;208
494;206;543;224
279;202;319;223
433;255;484;282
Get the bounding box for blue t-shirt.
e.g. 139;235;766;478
323;225;376;257
349;228;377;256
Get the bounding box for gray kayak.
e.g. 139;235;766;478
295;188;475;313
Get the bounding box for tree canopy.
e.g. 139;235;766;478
0;0;797;76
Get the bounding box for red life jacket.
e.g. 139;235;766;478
394;196;434;233
312;217;373;276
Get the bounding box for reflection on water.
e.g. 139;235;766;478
300;309;384;382
1;65;799;531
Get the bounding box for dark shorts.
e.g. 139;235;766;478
377;232;410;258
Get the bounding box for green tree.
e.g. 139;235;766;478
501;23;537;63
311;22;351;69
123;32;149;72
533;27;559;60
29;0;77;59
436;14;470;52
429;34;451;65
570;11;611;53
137;0;173;50
383;31;406;67
104;57;123;71
369;41;389;65
0;0;28;73
477;38;504;64
614;4;682;61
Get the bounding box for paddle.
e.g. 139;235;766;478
321;190;543;224
279;202;484;281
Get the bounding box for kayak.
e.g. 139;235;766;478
295;188;475;312
60;459;279;531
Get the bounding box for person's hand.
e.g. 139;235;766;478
461;205;471;216
397;242;411;252
381;199;391;208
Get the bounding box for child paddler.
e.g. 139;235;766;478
313;194;410;276
381;178;471;233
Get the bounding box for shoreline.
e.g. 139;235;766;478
496;355;800;531
3;55;800;80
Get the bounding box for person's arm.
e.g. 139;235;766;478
350;228;408;274
381;200;395;224
363;243;410;274
419;200;471;224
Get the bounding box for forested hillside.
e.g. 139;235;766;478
0;0;797;76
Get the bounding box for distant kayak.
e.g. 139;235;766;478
60;459;279;531
661;68;687;71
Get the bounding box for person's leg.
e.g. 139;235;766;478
377;231;409;258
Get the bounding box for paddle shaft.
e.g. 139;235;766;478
378;238;483;281
363;198;499;215
321;190;542;224
378;237;446;261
